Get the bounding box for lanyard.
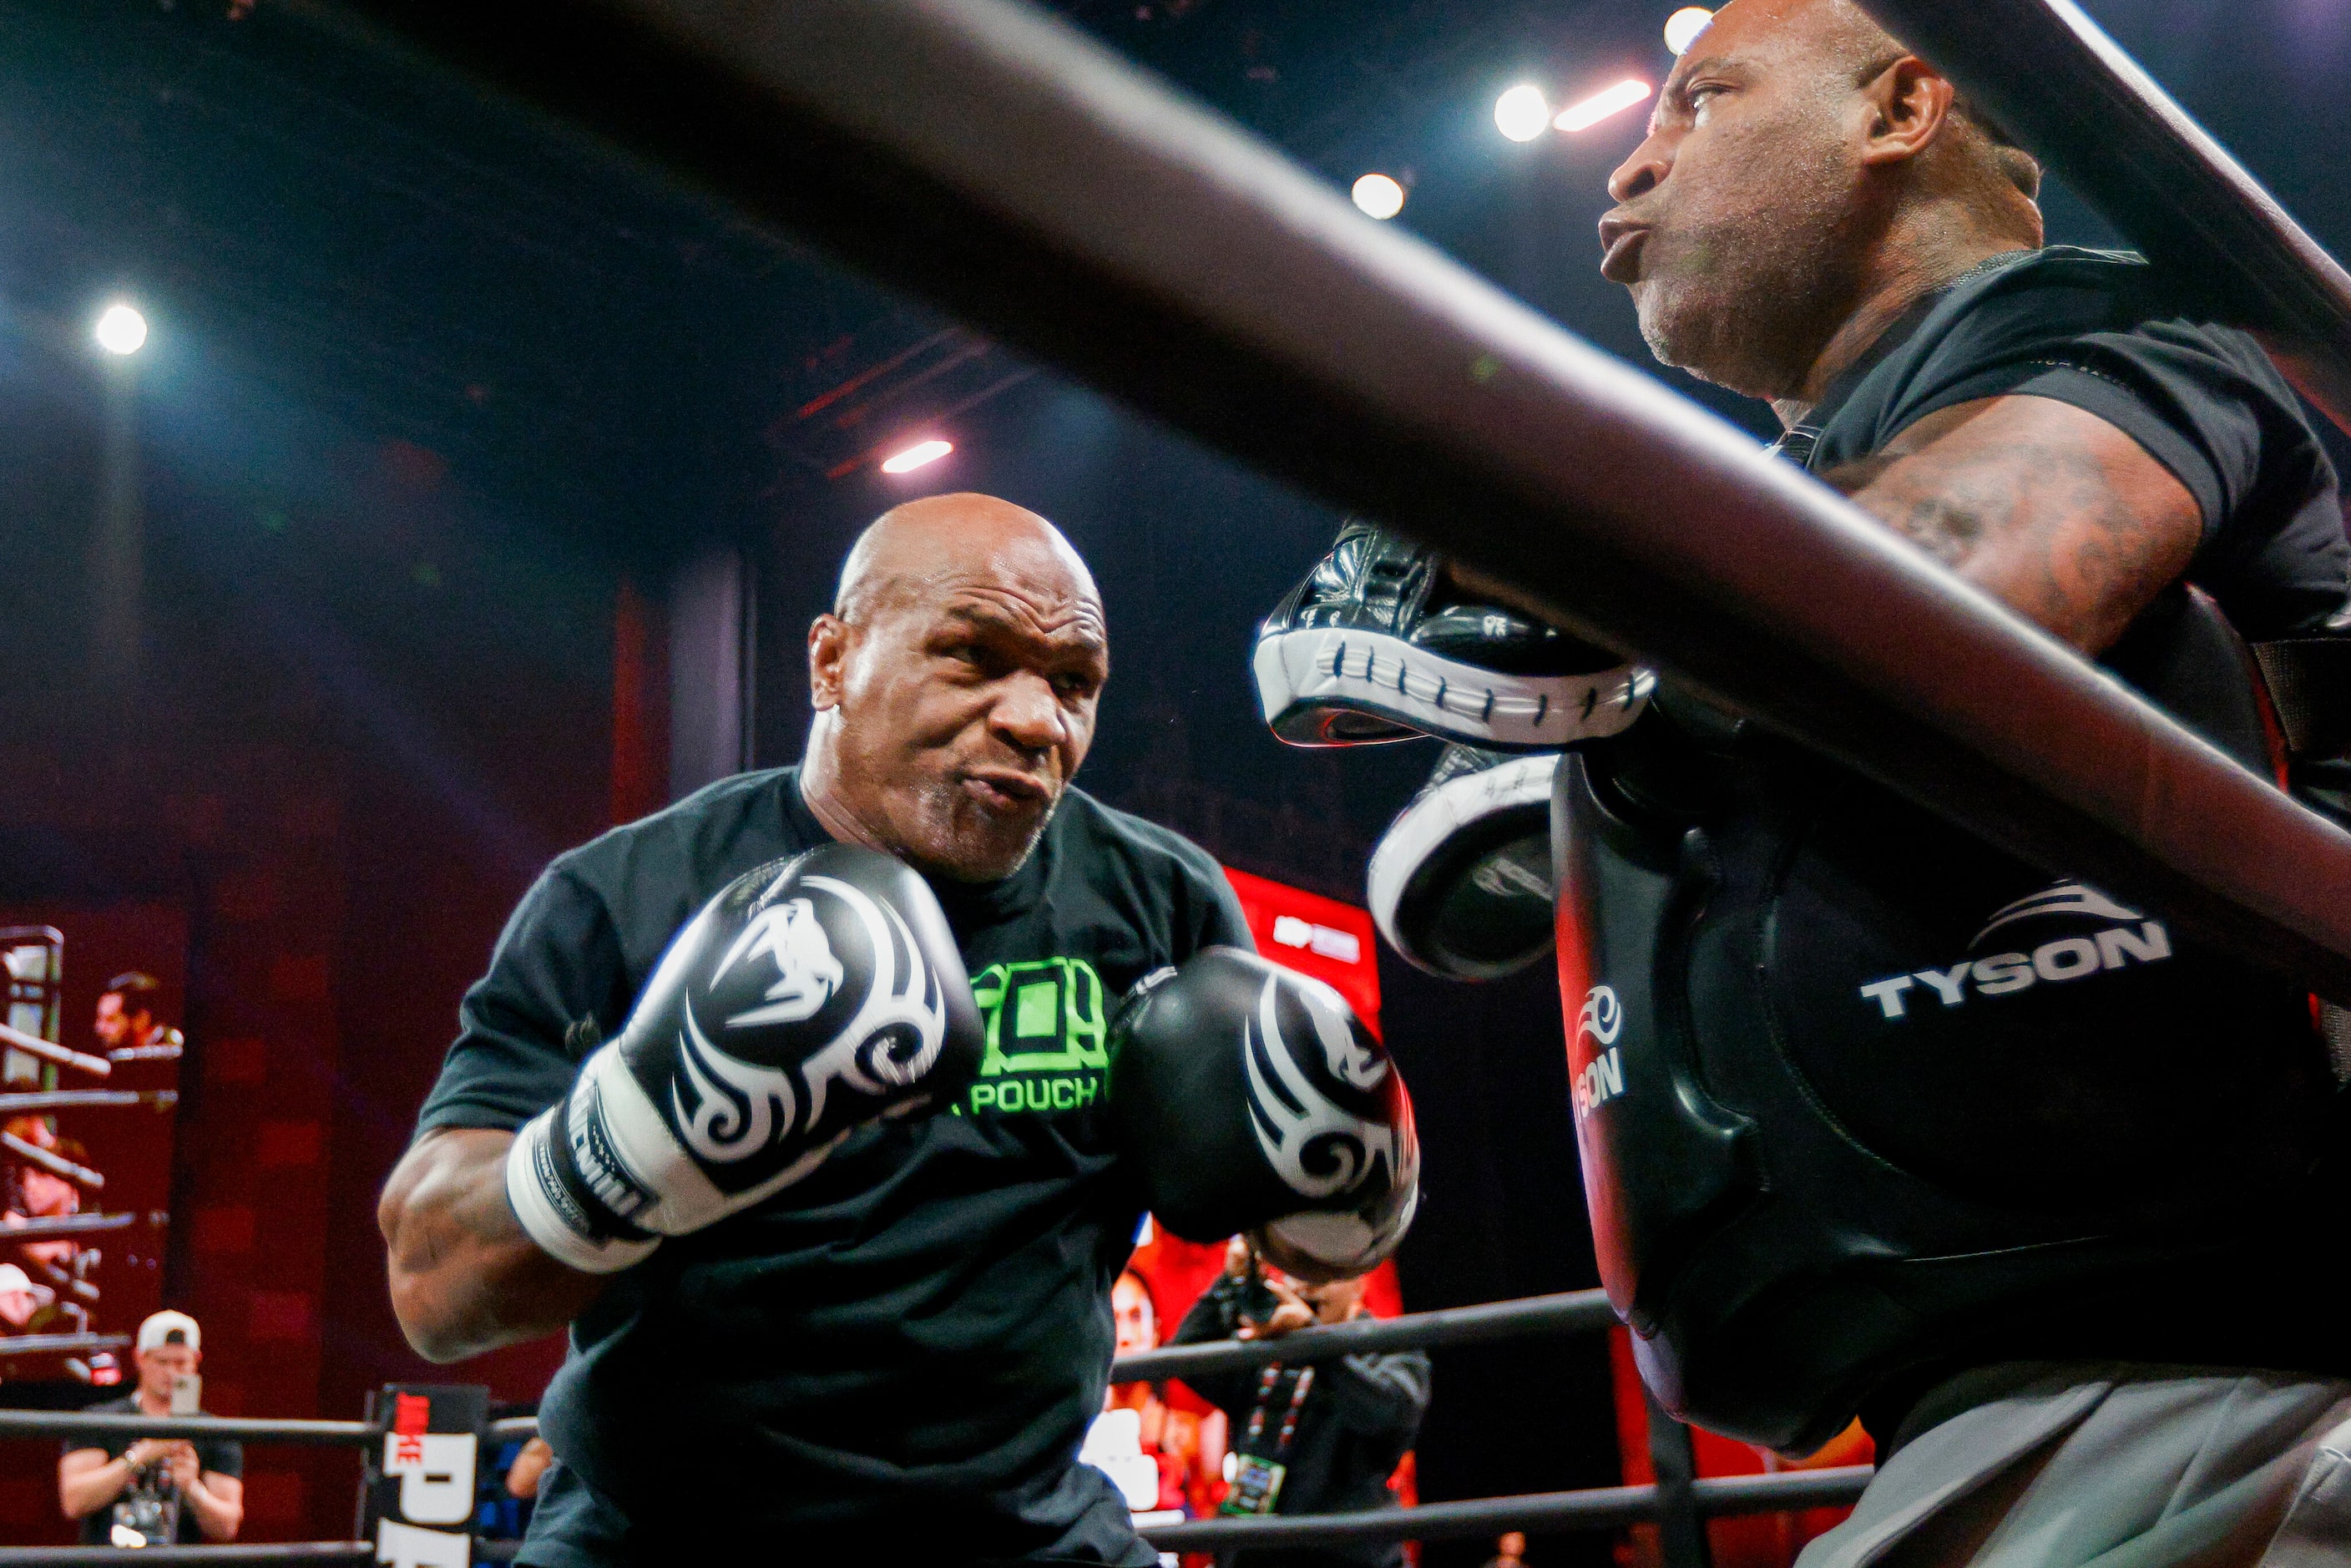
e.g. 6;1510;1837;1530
1241;1363;1315;1458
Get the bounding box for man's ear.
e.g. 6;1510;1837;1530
808;615;852;711
1858;55;1957;168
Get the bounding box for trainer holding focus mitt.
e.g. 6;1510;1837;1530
378;493;1418;1567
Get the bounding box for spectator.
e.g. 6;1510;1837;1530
3;1121;88;1274
93;974;179;1059
1086;1270;1203;1522
57;1311;243;1546
1481;1531;1527;1568
473;1430;556;1544
1172;1240;1429;1568
0;1262;68;1336
0;1262;39;1330
508;1434;554;1500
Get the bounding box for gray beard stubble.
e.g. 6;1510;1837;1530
913;773;1060;883
1637;136;1868;401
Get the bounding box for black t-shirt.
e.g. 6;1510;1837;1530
1788;245;2348;638
1657;245;2351;1442
63;1394;244;1546
415;766;1250;1566
1170;1280;1429;1568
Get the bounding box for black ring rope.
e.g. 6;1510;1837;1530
0;1289;1874;1563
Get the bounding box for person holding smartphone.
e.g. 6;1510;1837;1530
58;1311;244;1547
1170;1240;1429;1568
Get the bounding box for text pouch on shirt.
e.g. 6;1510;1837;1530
961;958;1111;1120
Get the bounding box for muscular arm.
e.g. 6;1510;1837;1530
1317;1350;1431;1436
183;1468;242;1542
1819;393;2203;655
1166;1279;1256;1414
378;1128;606;1363
58;1447;134;1520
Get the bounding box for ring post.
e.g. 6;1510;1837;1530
358;1385;488;1567
1643;1385;1713;1568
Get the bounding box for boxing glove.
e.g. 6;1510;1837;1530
1110;948;1418;1283
507;843;983;1273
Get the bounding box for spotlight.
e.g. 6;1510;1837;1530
1494;84;1551;143
94;304;148;357
1352;173;1406;220
1664;7;1714;55
1555;78;1652;133
880;438;953;474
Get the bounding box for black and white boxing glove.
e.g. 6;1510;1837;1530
1109;948;1418;1283
507;843;983;1272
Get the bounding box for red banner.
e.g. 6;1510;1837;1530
1219;867;1382;1038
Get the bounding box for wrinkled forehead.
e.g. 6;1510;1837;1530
901;547;1105;635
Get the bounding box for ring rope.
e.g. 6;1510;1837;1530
1112;1287;1616;1383
0;1471;1877;1564
0;1411;377;1446
0;1213;142;1242
1142;1468;1876;1550
0;1091;176;1113
0;1548;372;1565
0;1334;128;1359
0;1289;1619;1451
0;1291;1873;1561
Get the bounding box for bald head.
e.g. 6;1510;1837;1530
834;493;1101;628
1603;0;2042;404
803;493;1108;883
1722;0;2039;199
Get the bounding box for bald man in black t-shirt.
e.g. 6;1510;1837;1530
381;495;1250;1566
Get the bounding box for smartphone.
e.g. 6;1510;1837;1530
169;1373;201;1415
1234;1257;1282;1327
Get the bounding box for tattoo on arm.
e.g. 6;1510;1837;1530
1817;396;2202;655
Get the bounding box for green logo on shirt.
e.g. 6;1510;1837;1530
963;957;1109;1117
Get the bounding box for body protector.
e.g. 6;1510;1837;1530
1557;584;2343;1453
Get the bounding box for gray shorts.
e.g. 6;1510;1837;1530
1794;1363;2351;1568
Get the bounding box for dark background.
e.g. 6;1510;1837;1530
0;0;2343;1551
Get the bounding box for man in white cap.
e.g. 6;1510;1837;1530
58;1310;243;1546
0;1262;45;1331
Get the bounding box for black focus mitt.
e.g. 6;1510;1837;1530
1368;746;1558;982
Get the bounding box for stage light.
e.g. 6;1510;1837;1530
94;303;148;357
1556;78;1652;133
880;438;953;474
1494;84;1551;143
1352;173;1406;220
1664;7;1714;55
